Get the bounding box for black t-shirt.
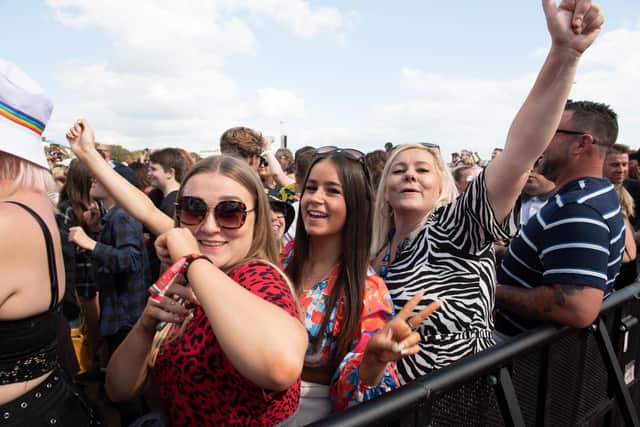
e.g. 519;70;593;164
623;178;640;230
147;190;178;280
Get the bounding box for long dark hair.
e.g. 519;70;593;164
285;153;373;363
58;159;93;231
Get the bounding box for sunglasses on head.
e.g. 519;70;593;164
315;146;366;162
175;196;254;229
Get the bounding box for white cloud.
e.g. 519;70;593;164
256;88;305;119
365;22;640;158
44;0;353;152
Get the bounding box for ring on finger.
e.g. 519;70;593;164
406;317;419;331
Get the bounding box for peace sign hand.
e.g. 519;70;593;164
359;292;440;386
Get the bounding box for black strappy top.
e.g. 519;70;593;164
0;201;60;385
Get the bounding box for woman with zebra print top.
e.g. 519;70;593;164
365;0;605;384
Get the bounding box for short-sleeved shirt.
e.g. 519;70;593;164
152;260;300;427
383;170;516;384
496;177;624;335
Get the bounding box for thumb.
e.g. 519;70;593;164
541;0;558;17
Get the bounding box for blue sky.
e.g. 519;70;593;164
2;1;639;159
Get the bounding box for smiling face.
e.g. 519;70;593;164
148;162;171;190
603;152;629;185
384;148;442;217
270;205;286;240
179;171;255;269
300;158;347;240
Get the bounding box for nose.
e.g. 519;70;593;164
403;168;417;182
197;208;221;233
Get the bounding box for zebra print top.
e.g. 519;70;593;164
384;170;517;384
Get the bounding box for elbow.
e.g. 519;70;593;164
105;372;137;402
264;355;304;392
564;307;600;329
263;326;307;391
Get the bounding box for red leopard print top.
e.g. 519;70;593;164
152;260;301;426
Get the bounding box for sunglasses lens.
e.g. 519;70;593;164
316;146;338;155
214;201;247;229
343;149;365;160
177;196;207;225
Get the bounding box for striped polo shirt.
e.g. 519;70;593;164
496;177;624;334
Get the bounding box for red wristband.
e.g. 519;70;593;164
182;253;213;278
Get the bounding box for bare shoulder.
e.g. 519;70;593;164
0;195;64;318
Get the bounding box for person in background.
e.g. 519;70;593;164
364;149;389;193
268;193;295;252
147;148;185;279
67;119;306;426
276;147;295;175
219;126;263;171
496;99;622;336
57;159;102;376
452;164;480;194
602;144;638;289
0;58;100;425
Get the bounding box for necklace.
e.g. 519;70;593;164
378;229;408;279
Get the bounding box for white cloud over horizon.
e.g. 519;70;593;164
40;2;640;159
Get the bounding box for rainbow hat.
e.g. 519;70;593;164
0;59;53;169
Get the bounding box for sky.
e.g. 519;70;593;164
2;0;640;160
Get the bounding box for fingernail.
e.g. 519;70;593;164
400;348;408;356
392;343;400;353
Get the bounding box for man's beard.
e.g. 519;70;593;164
537;156;560;183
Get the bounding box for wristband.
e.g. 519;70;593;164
182;253;213;278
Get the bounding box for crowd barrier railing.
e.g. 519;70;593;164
314;280;640;427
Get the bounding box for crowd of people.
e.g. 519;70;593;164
1;1;632;426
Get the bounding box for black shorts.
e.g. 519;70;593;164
0;368;102;426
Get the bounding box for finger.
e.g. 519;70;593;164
146;303;185;324
581;6;603;33
158;296;189;316
395;291;425;321
408;300;441;329
541;0;559;17
167;283;199;305
572;0;592;32
397;331;421;352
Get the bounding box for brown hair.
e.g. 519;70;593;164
219;127;263;160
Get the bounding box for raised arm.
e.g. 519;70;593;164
66;119;174;236
485;0;604;222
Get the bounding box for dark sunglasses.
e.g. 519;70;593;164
175;196;254;229
556;129;605;146
315;146;365;162
259;157;269;167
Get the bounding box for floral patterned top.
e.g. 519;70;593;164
282;241;399;412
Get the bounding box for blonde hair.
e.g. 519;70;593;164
149;155;299;366
0;151;56;197
615;184;635;219
370;144;458;258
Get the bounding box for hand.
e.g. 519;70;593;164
138;281;199;334
359;292;441;385
83;203;101;232
66;119;97;159
262;135;272;153
543;0;604;54
154;228;201;265
69;226;97;251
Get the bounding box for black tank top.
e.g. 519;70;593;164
0;201;60;384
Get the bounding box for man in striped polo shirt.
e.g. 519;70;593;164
496;100;623;336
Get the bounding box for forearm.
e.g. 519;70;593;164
505;46;580;171
188;261;306;391
263;151;295;187
496;283;601;328
486;46;581;219
77;150;173;236
105;320;154;401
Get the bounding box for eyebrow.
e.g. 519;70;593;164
307;178;342;187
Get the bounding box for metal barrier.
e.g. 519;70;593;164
314;281;640;427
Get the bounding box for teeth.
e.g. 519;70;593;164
199;241;225;247
308;211;327;218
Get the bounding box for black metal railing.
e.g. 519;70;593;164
314;281;640;427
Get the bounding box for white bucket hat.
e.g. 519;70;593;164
0;58;53;169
